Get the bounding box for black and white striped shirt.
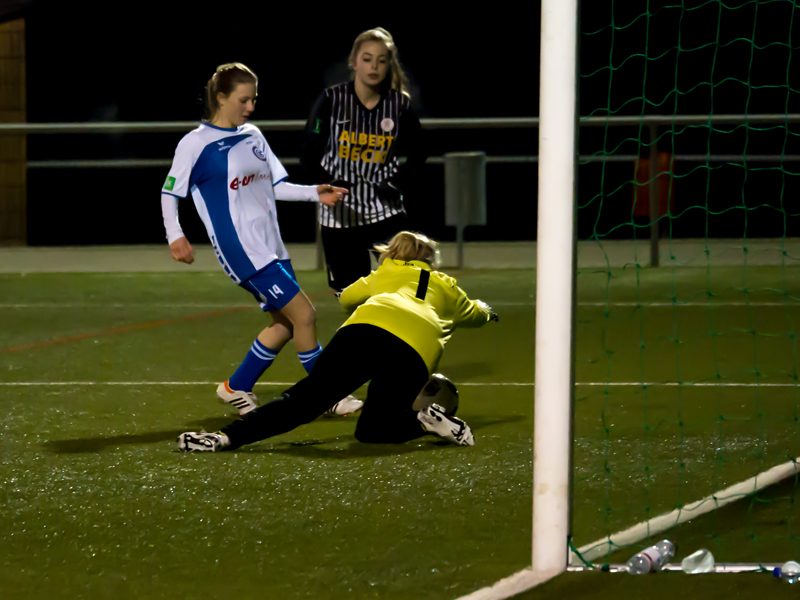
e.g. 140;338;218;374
302;81;426;228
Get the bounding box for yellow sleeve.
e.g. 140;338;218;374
445;279;493;328
339;275;372;313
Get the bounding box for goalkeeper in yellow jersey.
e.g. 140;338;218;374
177;231;497;451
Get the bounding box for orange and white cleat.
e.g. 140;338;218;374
216;381;258;415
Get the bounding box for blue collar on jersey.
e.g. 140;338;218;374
202;122;239;132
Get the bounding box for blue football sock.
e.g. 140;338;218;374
229;339;278;392
297;343;323;374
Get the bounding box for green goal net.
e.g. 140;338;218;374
572;0;800;567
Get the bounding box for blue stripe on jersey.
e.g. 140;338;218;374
190;134;255;281
203;123;238;132
161;190;183;199
273;175;288;187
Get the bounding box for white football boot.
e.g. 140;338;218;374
216;381;258;415
323;395;364;417
418;403;475;446
177;431;230;452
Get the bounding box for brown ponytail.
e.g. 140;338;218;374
204;63;258;121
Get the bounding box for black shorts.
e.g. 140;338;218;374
320;214;407;291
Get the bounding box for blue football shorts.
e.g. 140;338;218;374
241;259;301;312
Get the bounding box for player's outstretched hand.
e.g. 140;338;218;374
170;236;195;264
317;185;348;207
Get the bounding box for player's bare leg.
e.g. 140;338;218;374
257;310;293;351
273;292;318;353
276;293;363;416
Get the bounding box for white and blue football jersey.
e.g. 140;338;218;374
162;123;290;283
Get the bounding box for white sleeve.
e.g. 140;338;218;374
162;136;195;198
273;181;320;202
161;193;185;244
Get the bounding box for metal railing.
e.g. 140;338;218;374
3;114;800;266
2;114;799;135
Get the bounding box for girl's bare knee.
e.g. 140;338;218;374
295;306;316;330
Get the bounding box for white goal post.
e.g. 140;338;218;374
532;0;579;583
456;3;579;598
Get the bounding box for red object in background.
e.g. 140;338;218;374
633;152;674;217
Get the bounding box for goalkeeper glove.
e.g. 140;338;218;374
476;300;499;322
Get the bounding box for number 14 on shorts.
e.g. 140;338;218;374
268;284;283;299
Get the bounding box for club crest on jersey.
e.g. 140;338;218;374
380;118;394;132
252;146;267;161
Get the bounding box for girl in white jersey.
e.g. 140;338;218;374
161;63;361;416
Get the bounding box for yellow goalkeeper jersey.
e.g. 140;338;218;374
338;258;492;373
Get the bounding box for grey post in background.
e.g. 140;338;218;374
444;152;487;269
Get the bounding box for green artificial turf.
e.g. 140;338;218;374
1;266;799;599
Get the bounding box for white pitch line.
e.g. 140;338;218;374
0;381;522;387
579;301;800;307
577;381;799;387
456;569;550;600
0;302;531;308
0;381;797;387
0;300;798;308
0;381;296;386
0;303;256;308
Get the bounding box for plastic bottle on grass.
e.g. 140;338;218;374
680;549;714;574
626;540;675;574
773;561;800;584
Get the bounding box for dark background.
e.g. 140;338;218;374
18;0;800;245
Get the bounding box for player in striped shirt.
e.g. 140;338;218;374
177;232;499;452
161;63;361;417
301;27;427;294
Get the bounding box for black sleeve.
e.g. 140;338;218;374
391;102;427;191
300;91;333;184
